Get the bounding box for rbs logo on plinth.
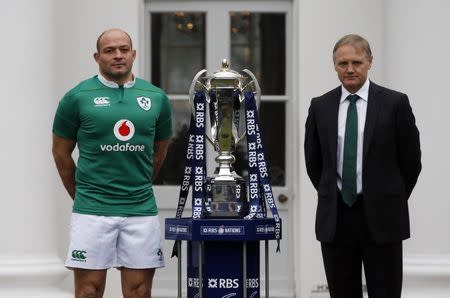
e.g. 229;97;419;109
208;278;239;289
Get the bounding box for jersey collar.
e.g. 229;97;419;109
97;73;136;89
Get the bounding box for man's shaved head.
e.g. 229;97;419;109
96;28;133;52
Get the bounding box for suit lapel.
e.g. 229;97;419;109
327;87;341;165
363;82;381;161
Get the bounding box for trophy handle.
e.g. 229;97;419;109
242;69;261;109
235;69;262;143
188;69;215;146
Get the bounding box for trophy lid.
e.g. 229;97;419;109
208;59;244;81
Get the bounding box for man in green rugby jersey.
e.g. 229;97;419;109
52;28;172;298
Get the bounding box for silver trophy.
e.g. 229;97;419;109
189;59;261;218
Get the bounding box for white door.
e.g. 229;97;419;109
145;1;295;297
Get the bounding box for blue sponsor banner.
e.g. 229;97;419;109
165;218;282;241
243;91;282;251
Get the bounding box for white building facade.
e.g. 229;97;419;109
1;0;449;297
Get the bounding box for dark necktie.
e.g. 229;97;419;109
342;94;359;206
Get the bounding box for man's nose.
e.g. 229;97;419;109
346;63;355;72
113;49;124;58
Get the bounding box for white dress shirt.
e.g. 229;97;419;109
337;78;370;194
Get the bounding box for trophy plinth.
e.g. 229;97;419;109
189;59;261;218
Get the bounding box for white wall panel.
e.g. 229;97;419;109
383;0;450;254
383;1;450;295
0;0;71;296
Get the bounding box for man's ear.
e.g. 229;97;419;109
93;52;99;62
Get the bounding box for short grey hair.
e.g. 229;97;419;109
333;34;372;61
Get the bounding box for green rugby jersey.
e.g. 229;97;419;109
53;75;172;216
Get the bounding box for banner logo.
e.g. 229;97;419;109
207;278;239;289
256;225;275;234
200;226;244;235
188;277;200;288
168;225;190;234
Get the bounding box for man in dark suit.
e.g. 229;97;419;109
304;34;421;298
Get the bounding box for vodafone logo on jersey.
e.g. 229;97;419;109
100;119;145;152
113;119;135;141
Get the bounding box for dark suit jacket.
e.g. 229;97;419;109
304;82;421;243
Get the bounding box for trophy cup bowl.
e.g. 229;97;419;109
189;59;261;218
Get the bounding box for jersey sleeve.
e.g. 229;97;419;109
155;93;173;141
52;93;80;140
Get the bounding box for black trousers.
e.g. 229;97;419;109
321;194;403;298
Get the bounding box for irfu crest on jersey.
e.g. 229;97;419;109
137;97;151;111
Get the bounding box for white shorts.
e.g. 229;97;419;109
65;213;165;270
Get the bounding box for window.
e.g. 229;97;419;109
149;7;287;186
